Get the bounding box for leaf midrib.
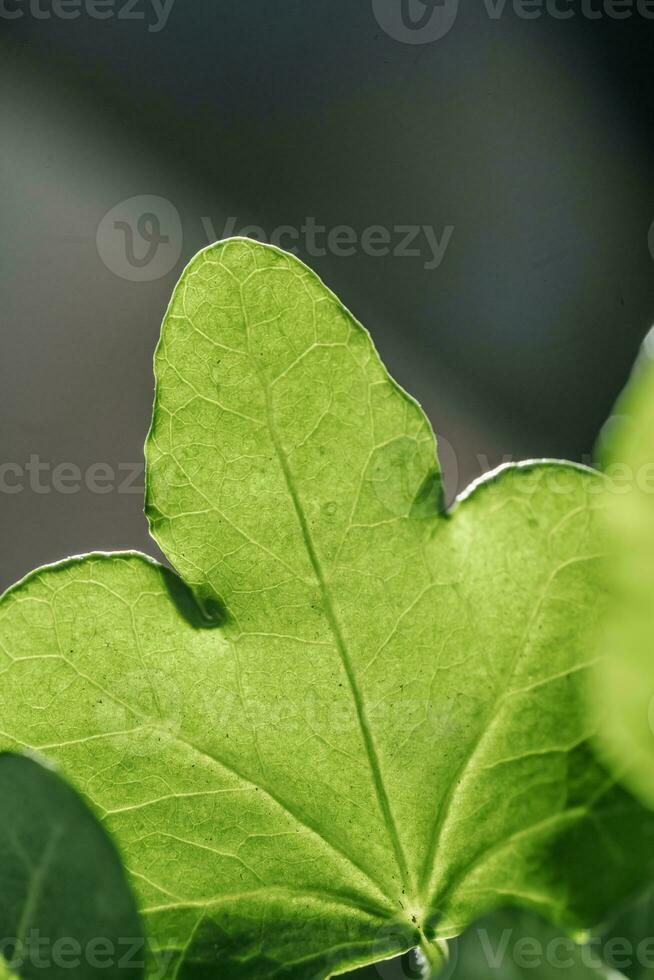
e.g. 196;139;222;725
240;271;413;908
14;823;62;947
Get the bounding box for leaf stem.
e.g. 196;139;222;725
416;936;448;979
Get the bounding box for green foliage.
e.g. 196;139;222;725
0;753;142;980
593;355;654;809
1;240;653;978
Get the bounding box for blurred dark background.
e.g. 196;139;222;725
1;3;654;588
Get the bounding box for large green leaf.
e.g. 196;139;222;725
1;239;653;978
0;753;143;980
593;355;654;809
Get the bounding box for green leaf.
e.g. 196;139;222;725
1;239;653;978
0;752;143;980
592;355;654;809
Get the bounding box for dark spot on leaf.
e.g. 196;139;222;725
410;466;445;519
163;569;227;629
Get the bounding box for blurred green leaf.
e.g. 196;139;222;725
593;356;654;809
0;753;143;980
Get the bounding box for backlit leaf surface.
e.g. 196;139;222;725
1;240;652;978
